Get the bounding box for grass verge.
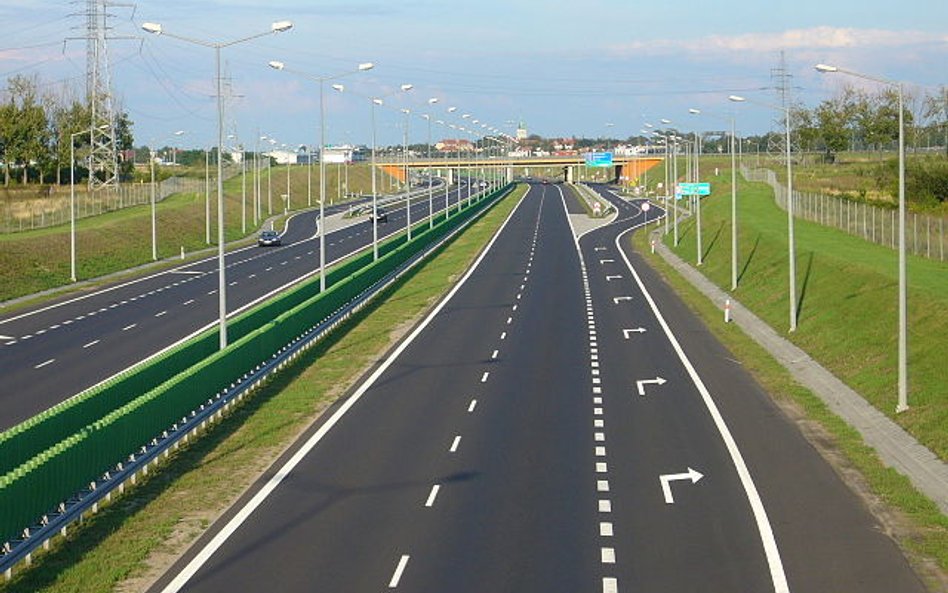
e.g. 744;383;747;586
0;184;525;593
631;223;948;588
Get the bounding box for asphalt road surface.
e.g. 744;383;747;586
0;180;476;430
147;182;925;593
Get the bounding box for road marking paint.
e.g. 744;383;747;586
50;324;61;330
123;324;137;331
425;485;440;507
594;407;603;415
591;369;600;376
450;436;461;453
83;340;100;349
207;290;217;295
109;303;119;309
591;361;600;368
468;399;477;412
500;332;507;340
183;299;195;306
595;247;607;251
592;378;601;385
481;372;490;383
590;348;598;354
388;555;410;588
594;419;604;428
596;446;606;457
265;267;273;271
520;284;525;290
613;296;632;304
0;335;13;340
76;316;85;320
599;499;612;512
603;577;618;593
594;432;605;442
36;329;46;335
601;548;616;564
593;397;602;404
512;304;518;311
516;293;521;300
596;462;608;473
491;350;499;360
600;522;614;537
590;341;598;348
636;377;667;396
229;281;238;286
597;480;610;492
593;387;602;394
506;317;512;325
155;311;167;318
600;259;615;264
613;219;790;592
34;359;55;369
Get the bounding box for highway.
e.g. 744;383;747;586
146;182;925;593
0;180;476;431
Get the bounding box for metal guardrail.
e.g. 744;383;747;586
0;183;512;579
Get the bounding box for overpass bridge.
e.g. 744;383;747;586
374;155;663;186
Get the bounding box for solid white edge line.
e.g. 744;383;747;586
612;217;790;593
157;185;531;593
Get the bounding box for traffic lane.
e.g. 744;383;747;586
601;209;926;591
576;201;778;591
398;184;601;592
151;184;536;593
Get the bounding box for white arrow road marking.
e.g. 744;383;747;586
623;328;647;339
600;259;615;264
613;296;632;304
605;275;622;281
660;467;704;503
595;247;607;251
636;376;667;396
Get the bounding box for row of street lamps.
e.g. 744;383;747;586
643;63;909;412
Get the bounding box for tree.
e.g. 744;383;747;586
2;75;50;184
815;97;850;160
923;86;947;156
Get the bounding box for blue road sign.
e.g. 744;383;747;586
585;152;614;168
676;182;711;196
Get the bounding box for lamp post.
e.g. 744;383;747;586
400;108;413;241
367;84;413;260
816;63;909;413
730;93;797;332
424;97;439;229
143;19;294;349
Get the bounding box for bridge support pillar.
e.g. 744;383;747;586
565;166;574;183
506;167;513;183
446;168;454;185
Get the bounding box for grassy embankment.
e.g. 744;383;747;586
632;162;948;575
0;184;526;593
0;164;379;304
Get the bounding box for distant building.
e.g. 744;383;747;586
266;149;298;165
516;120;528;141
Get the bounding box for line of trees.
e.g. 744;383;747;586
0;74;134;187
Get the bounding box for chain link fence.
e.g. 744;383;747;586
0;164;246;234
741;165;946;262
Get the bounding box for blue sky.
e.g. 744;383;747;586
1;0;946;149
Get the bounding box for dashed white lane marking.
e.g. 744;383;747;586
594;419;604;428
265;267;273;271
480;372;490;383
468;399;477;412
600;522;614;537
388;555;410;588
491;350;499;360
449;436;462;453
425;485;440;507
599;499;612;512
597;480;610;492
155;311;168;318
50;324;61;330
123;324;137;331
83;340;100;349
248;274;257;279
36;329;46;335
207;290;217;295
512;304;518;311
229;281;238;287
603;577;619;593
0;335;12;340
500;332;507;340
596;446;606;457
22;334;33;340
34;359;55;369
601;548;616;564
506;317;512;325
596;462;608;473
183;299;195;306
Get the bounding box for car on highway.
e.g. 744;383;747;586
369;207;388;223
257;230;282;247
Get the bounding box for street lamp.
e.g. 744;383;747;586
368;84;413;260
816;63;909;413
268;60;372;291
730;93;797;332
143;18;294;349
425;97;439;229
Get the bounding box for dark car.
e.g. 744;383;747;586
258;230;282;247
370;207;388;223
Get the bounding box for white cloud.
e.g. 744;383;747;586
612;26;948;55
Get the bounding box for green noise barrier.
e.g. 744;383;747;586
0;185;512;546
